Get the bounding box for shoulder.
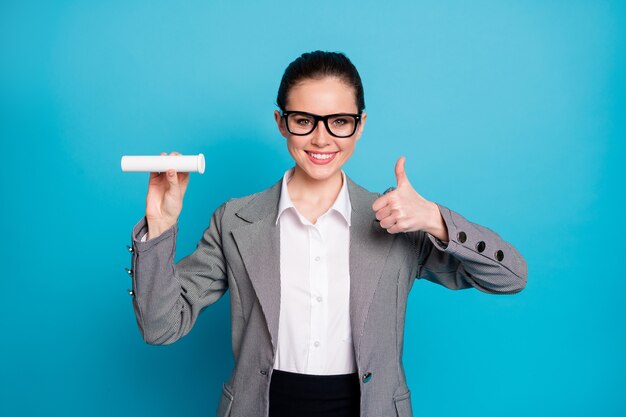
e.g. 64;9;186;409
225;191;265;212
213;190;263;220
211;177;282;225
347;175;382;198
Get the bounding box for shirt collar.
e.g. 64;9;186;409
275;166;352;226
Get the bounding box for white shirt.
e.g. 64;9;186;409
273;167;355;375
140;167;356;375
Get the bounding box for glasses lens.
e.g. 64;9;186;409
327;115;357;137
286;113;316;135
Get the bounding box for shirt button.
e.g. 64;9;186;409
316;296;323;302
314;256;321;261
313;341;320;347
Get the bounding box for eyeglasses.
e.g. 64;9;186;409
281;110;362;138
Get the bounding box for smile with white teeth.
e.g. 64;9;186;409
306;151;337;160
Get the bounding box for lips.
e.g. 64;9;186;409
305;150;338;165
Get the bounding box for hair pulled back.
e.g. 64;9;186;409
276;50;365;113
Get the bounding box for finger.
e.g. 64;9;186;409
178;171;190;194
372;195;390;212
178;171;190;182
164;152;181;180
166;168;179;188
152;152;168;176
395;156;409;188
171;151;187;183
167;152;190;191
375;205;393;221
379;213;397;230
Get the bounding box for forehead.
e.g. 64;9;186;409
286;76;358;114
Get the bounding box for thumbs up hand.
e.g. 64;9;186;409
372;156;449;241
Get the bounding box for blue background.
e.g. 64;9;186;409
1;1;624;416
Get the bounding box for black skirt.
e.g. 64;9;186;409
268;369;361;417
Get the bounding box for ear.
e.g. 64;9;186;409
274;110;288;138
355;111;367;142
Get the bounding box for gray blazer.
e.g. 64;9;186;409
128;174;527;417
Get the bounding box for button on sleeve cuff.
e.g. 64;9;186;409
432;202;527;282
425;202;460;254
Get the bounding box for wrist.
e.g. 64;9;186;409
146;218;176;240
424;201;449;242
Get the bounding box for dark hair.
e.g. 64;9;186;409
276;50;365;113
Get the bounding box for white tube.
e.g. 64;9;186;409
120;154;205;174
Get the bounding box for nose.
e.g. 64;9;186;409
310;120;333;147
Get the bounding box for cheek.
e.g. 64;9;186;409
286;137;308;153
286;136;300;147
339;141;357;155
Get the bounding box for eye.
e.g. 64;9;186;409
296;118;311;126
332;118;348;126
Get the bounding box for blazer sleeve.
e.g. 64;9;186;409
128;201;229;345
411;202;528;294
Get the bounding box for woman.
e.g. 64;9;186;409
128;51;528;417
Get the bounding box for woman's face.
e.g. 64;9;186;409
274;76;367;182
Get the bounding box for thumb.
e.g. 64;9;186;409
395;156;409;187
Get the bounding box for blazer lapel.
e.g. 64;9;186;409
346;177;396;359
231;177;283;353
231;173;395;360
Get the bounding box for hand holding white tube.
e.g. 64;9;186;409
145;151;190;240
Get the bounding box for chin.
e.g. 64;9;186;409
299;163;341;181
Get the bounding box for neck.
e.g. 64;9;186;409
287;165;343;205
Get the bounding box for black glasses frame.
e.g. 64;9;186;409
281;110;362;138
